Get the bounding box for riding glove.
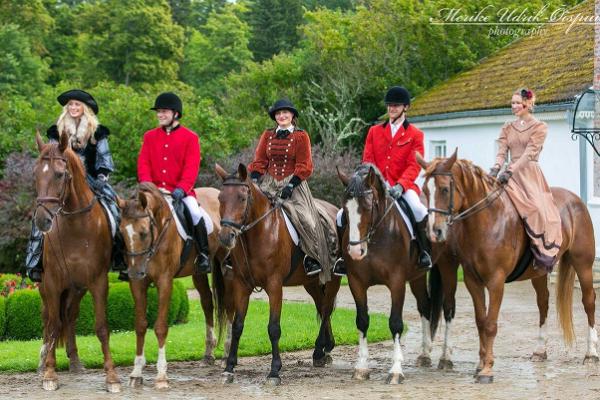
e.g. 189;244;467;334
497;170;513;184
489;167;500;178
389;184;404;200
172;188;186;202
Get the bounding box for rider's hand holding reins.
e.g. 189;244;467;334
497;170;512;185
489;166;500;178
279;183;294;199
389;184;404;200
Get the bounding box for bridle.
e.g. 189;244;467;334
345;186;396;246
426;170;504;225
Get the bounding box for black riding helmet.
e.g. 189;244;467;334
268;99;299;121
151;92;183;118
384;86;411;105
57;89;99;114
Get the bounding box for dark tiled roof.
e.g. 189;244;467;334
410;1;593;117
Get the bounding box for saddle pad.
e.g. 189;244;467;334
393;202;415;239
99;200;117;238
280;209;300;245
164;197;193;241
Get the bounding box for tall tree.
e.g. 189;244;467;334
245;0;303;61
0;0;54;55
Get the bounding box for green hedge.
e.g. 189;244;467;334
1;279;189;340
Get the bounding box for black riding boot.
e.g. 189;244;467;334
193;218;211;274
415;218;433;270
332;223;347;276
112;230;130;281
25;221;43;282
303;255;322;276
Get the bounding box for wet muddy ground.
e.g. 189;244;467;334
1;281;599;399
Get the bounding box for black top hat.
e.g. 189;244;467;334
268;99;299;121
384;86;411;105
151;92;183;118
57;89;99;114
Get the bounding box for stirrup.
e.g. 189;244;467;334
417;251;432;270
27;268;43;283
333;257;346;276
303;255;322;276
194;253;211;274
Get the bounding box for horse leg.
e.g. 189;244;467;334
222;282;251;384
463;270;487;377
476;279;505;384
128;279;150;388
409;276;432;368
303;282;329;367
88;277;121;393
573;260;599;364
530;276;549;361
65;288;86;373
153;279;173;389
37;304;49;374
264;282;284;386
192;273;216;365
349;277;370;380
386;280;407;384
221;315;234;369
321;277;341;364
41;292;60;391
439;263;458;370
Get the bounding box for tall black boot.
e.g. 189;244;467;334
303;255;322;276
193;218;211;274
332;223;347;277
25;221;43;282
415;217;433;270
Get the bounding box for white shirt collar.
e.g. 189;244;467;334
277;125;294;132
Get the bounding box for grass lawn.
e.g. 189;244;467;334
0;299;393;373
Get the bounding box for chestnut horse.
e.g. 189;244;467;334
215;163;341;385
337;164;435;384
418;150;598;383
117;182;232;389
33;131;120;392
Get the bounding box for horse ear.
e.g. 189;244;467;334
336;166;350;187
116;195;127;210
237;163;248;181
35;128;44;152
138;191;148;210
415;151;429;169
215;163;228;181
442;148;458;170
58;130;69;152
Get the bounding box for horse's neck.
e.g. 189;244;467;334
64;173;94;212
246;187;286;245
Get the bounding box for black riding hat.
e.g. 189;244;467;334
151;92;183;118
384;86;411;105
57;89;99;114
268;99;298;121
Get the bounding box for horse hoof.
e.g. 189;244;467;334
155;379;169;389
473;367;482;377
222;372;234;384
352;369;370;380
42;379;58;391
531;351;547;362
313;354;332;367
437;359;454;370
106;382;122;393
265;376;281;386
69;362;85;374
385;373;404;385
476;375;494;384
128;376;144;388
416;355;432;367
201;355;215;366
583;355;600;364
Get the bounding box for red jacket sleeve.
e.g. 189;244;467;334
362;126;375;164
397;129;424;190
248;131;269;174
293;131;313;180
137;132;153;183
176;132;201;194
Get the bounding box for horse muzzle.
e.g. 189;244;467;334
218;228;237;250
347;243;367;260
128;269;147;281
34;212;54;233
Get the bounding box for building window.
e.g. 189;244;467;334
430;140;446;158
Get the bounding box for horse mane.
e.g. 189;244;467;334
424;157;497;193
122;182;167;219
347;163;387;197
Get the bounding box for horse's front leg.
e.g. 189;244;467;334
348;276;370;380
153;279;173;389
41;291;60;391
265;282;284;385
463;269;487;377
438;261;458;370
531;276;549;361
192;273;216;365
409;276;432;368
476;277;505;384
89;276;121;393
64;288;86;373
386;280;407;384
128;279;150;387
222;280;251;384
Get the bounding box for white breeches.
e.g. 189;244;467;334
183;196;214;234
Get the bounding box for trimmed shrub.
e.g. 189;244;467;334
106;282;135;332
0;296;6;338
5;289;42;340
146;281;186;327
176;283;190;324
75;293;95;336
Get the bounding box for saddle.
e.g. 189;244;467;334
167;197;196;270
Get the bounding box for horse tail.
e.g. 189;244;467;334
428;264;443;340
212;261;227;344
556;256;576;346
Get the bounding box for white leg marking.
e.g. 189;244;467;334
421;316;432;358
131;349;146;378
38;343;47;371
587;326;599;358
441;321;453;361
156;346;167;378
205;324;216;358
355;331;369;370
534;322;547;355
388;333;404;375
